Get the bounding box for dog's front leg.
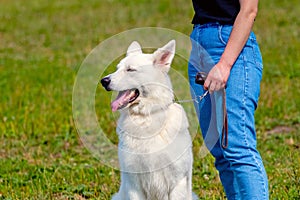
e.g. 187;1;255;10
127;190;146;200
169;177;192;200
112;190;145;200
120;173;146;200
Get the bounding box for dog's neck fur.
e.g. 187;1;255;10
128;100;174;116
127;84;174;116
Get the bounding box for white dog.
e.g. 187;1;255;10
101;40;198;200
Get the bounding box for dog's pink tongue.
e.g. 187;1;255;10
111;90;131;112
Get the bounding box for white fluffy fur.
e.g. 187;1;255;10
103;40;198;200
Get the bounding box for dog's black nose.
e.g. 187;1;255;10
101;76;111;91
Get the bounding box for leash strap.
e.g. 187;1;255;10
221;89;228;149
195;72;228;148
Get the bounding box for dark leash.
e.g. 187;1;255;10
221;89;228;149
195;72;228;149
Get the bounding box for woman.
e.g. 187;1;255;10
188;0;269;199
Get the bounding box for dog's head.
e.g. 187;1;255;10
101;40;176;113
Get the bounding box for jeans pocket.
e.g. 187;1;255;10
219;26;263;71
244;35;264;71
218;25;232;46
250;38;264;70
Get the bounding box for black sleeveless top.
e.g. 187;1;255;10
192;0;240;25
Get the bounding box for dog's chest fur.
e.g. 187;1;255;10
117;103;192;174
117;103;189;153
116;103;192;198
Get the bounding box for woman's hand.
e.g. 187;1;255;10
204;60;231;93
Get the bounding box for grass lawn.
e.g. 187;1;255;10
0;0;299;199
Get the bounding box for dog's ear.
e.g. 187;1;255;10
153;40;176;72
127;41;142;56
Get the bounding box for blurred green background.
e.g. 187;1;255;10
0;0;299;199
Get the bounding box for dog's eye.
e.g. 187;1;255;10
126;67;136;72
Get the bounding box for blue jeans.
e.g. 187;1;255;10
188;23;269;200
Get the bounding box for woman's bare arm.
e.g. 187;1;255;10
204;0;259;92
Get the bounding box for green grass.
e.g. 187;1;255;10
0;0;299;199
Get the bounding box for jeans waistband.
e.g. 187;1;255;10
193;22;233;29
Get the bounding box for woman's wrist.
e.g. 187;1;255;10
219;57;233;72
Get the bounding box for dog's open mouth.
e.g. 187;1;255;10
111;89;140;112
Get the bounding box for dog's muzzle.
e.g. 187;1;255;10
101;76;111;91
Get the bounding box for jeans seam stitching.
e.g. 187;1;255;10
242;53;248;148
243;52;268;199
